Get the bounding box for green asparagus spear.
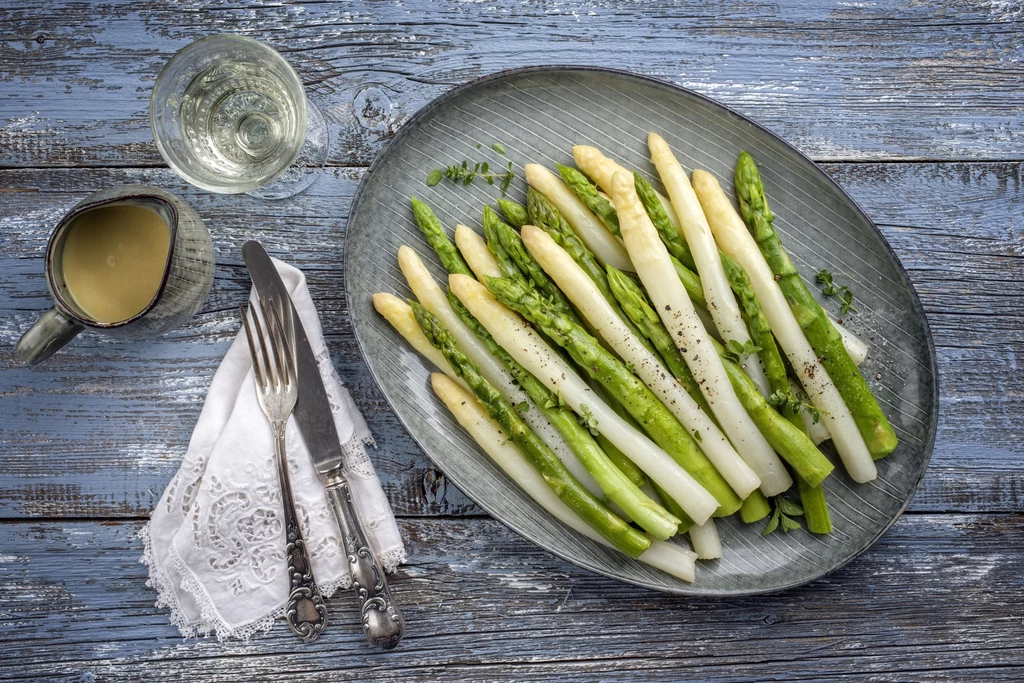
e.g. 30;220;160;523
720;255;791;396
446;291;674;537
483;206;583;328
735;151;898;459
739;489;771;523
410;197;472;276
797;477;832;534
723;350;833;486
651;482;695;534
528;187;608;291
497;198;529;229
606;265;712;417
558;163;620;236
669;255;708;311
634;172;696;270
593;432;648;489
483;203;606;368
527;187;659;357
481;214;523;281
608;265;834;487
412;301;651;557
487;275;743;517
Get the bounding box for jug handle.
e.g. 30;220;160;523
16;308;84;365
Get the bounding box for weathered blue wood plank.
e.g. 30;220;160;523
0;1;1021;678
0;516;1022;681
0;161;1021;519
1;0;1023;167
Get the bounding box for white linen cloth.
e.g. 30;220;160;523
140;258;405;641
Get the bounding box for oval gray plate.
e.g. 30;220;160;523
345;67;937;595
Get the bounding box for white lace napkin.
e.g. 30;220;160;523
140;258;405;641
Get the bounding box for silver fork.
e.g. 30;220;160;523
241;296;328;642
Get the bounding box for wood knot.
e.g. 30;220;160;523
353;86;397;134
422;468;448;506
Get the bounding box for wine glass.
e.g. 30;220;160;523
150;34;329;200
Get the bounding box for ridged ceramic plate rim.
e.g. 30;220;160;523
344;66;938;596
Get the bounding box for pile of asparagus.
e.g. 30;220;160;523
373;134;898;582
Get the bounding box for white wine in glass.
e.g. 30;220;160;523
151;35;329;199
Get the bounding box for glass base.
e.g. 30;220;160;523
247;97;330;200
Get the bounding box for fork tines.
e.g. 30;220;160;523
240;295;297;390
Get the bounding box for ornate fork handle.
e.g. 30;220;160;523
323;467;405;649
273;422;328;641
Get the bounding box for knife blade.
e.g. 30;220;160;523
242;241;345;473
242;240;405;650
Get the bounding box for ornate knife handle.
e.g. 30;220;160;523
274;425;328;642
323;468;405;650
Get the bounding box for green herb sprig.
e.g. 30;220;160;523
768;390;826;425
543;392;568;410
763;495;804;535
815;270;857;315
578;403;599;435
723;339;762;364
426;142;514;195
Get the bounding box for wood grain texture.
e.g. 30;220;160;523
0;518;1019;683
1;516;1022;681
1;0;1023;168
1;162;1020;518
1;0;1022;677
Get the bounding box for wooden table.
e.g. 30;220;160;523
2;2;1022;680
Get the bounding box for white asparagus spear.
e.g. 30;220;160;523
792;379;831;445
690;173;877;483
455;223;503;280
398;246;604;496
450;273;719;525
688;518;723;560
573;144;682;234
571;145;732;342
525;163;634;272
648;133;772;397
373;293;469;392
610;170;794;496
431;373;697;582
521;224;760;499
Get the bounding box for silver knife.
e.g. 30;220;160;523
243;240;405;650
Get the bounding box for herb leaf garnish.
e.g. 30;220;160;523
425;144;515;194
723;339;762;364
768;390;826;424
816;270;858;315
763;495;805;536
578;403;599;435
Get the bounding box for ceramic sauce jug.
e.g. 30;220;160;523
16;185;215;364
